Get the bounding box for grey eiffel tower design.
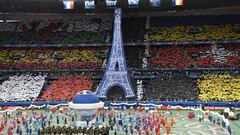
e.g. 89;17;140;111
95;8;135;98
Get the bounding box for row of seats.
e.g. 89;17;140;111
0;17;146;44
0;72;239;101
1;15;240;44
0;48;105;69
0;45;239;70
144;72;198;101
0;16;113;44
0;74;46;101
150;15;240;27
0;73;93;101
122;17;146;43
148;45;240;68
38;74;93;101
0;32;107;44
149;15;240;42
125;47;145;68
197;74;240;101
0;46;147;70
149;24;240;42
143;72;240;102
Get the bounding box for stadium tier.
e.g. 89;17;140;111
0;71;239;102
0;47;106;70
0;44;239;70
1;15;240;44
148;44;240;68
38;74;93;101
1;4;240;135
0;46;147;70
0;17;146;44
0;17;113;44
149;16;240;42
0;73;46;101
144;72;198;101
197;74;240;102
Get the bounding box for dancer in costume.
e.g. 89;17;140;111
165;124;171;135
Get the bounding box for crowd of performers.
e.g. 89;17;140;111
95;107;177;135
0;106;233;135
40;125;110;134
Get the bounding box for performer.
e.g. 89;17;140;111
137;127;142;135
155;126;160;135
7;128;13;135
198;114;203;122
145;127;149;135
165;124;171;135
161;117;166;127
171;117;176;127
215;118;221;129
0;124;4;132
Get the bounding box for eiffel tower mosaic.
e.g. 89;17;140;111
95;8;135;99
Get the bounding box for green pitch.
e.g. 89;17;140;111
0;109;239;135
108;110;238;135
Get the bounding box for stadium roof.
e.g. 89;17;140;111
1;0;240;14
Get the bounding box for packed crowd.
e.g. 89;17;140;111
0;47;106;70
141;71;240;102
0;73;94;101
0;71;239;102
197;74;240;102
0;16;147;44
149;24;240;42
0;46;148;70
0;73;46;101
149;15;240;42
122;17;146;43
150;15;240;27
1;15;240;45
148;44;240;68
144;72;198;101
2;44;239;70
125;47;145;68
0;16;113;44
38;74;93;101
0;14;240;103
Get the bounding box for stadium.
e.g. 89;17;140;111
0;0;240;134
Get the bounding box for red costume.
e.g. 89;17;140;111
165;124;171;135
161;118;166;127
